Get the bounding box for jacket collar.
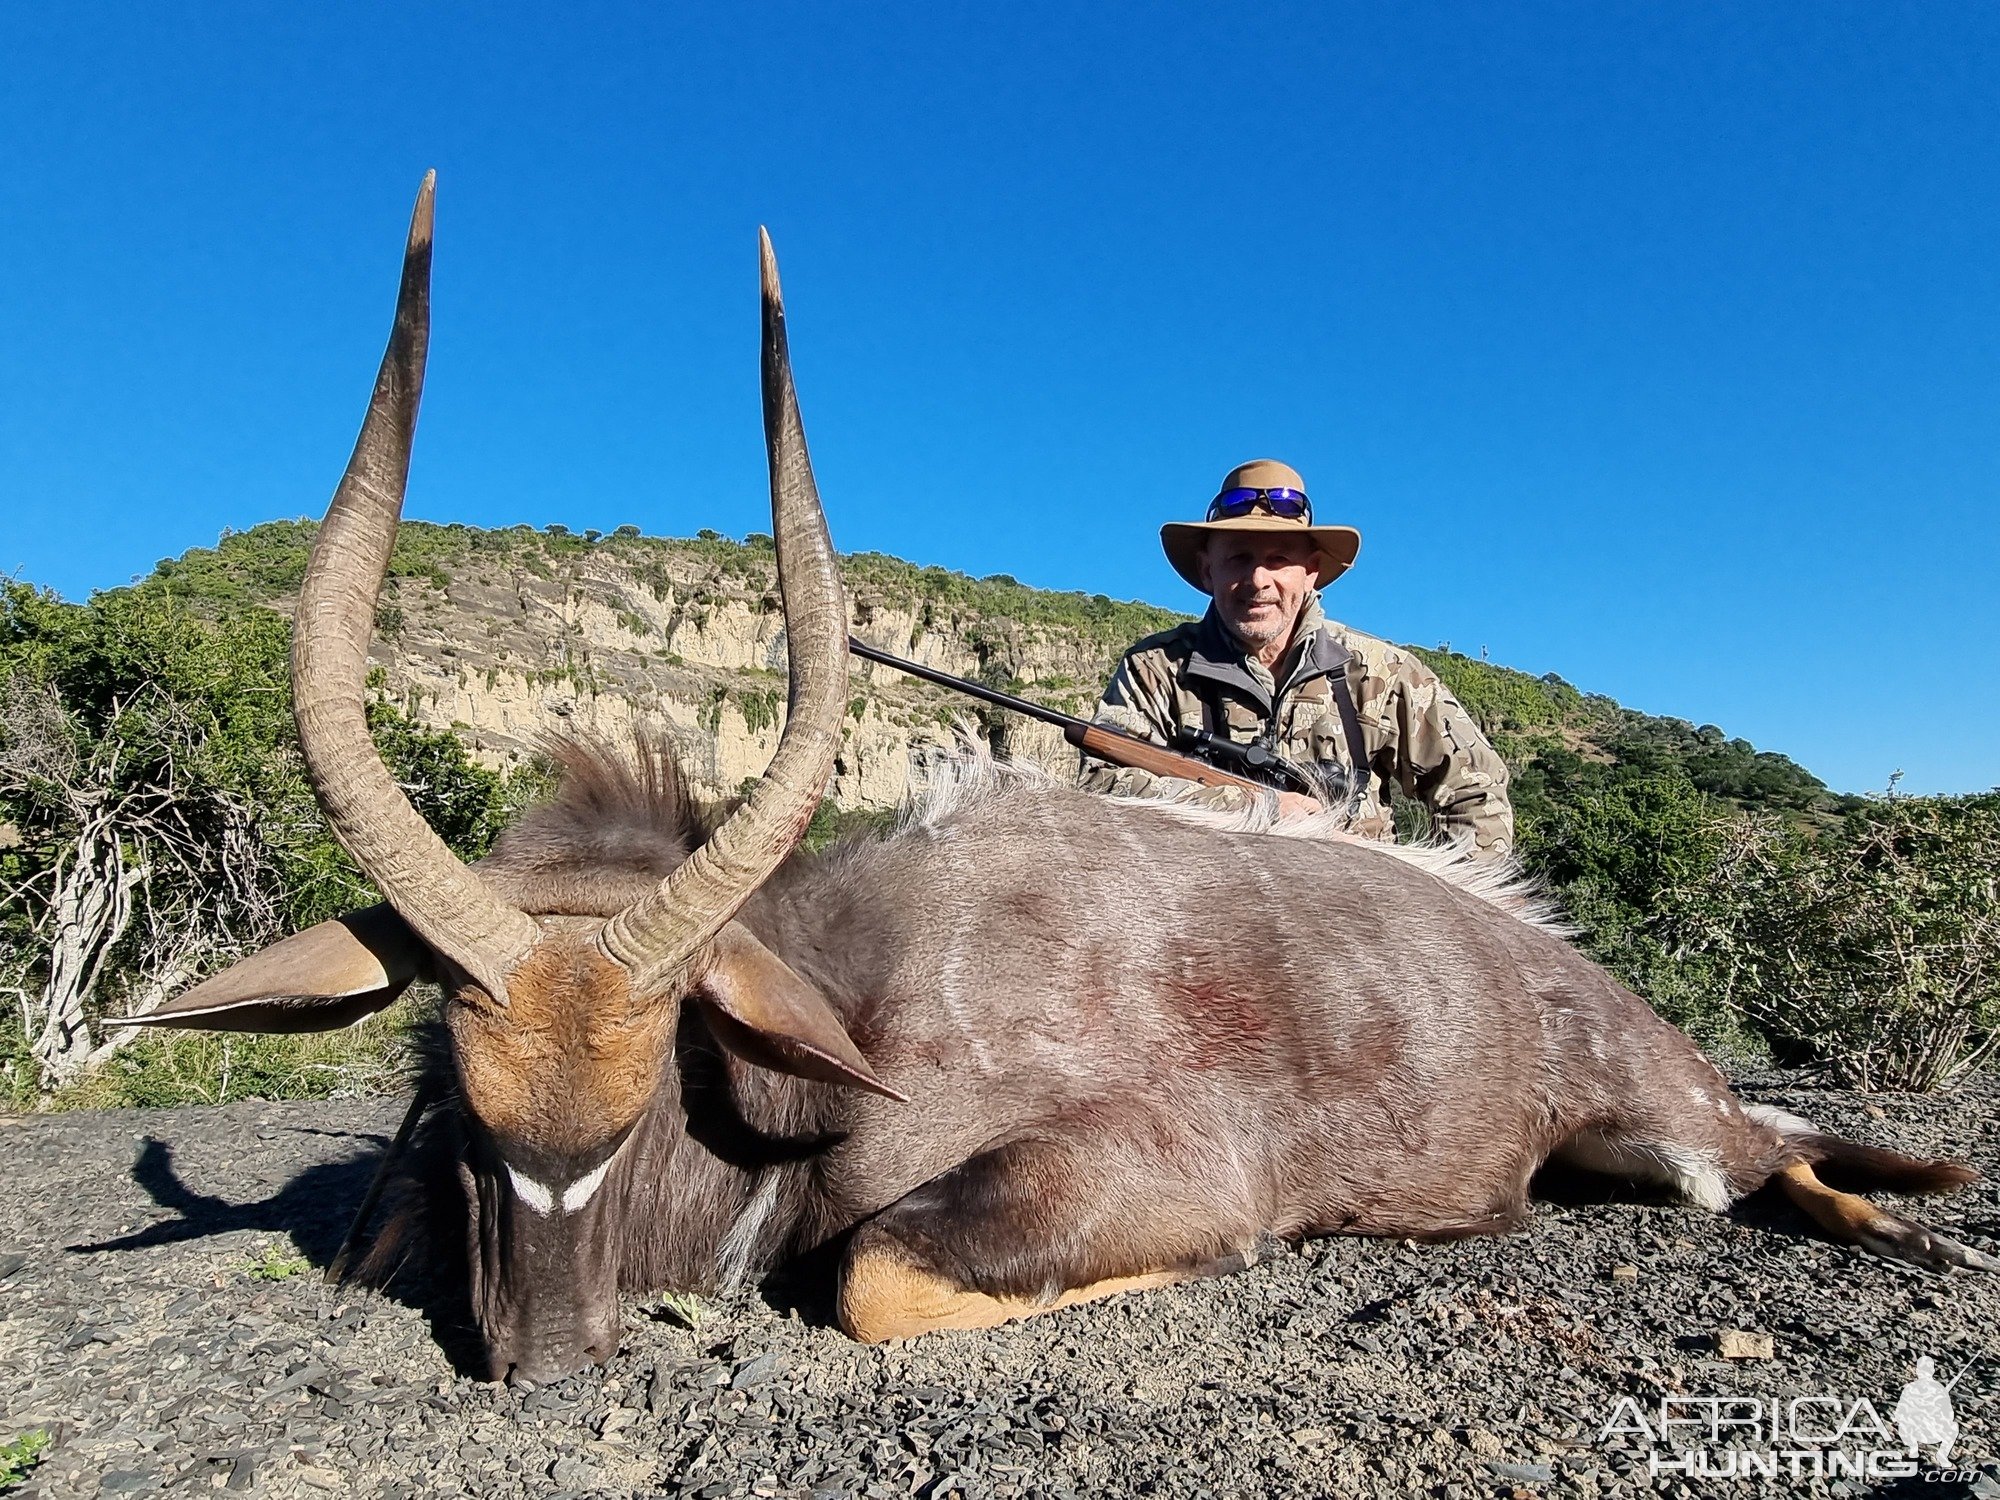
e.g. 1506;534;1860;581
1184;596;1355;711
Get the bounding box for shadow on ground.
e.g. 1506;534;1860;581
68;1127;487;1375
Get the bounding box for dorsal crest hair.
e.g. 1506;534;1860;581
899;737;1568;932
480;733;713;918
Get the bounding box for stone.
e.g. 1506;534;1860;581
1487;1460;1558;1484
549;1455;602;1487
731;1351;782;1390
1714;1330;1774;1359
1462;1427;1505;1458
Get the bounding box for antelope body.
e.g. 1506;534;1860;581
134;178;1995;1386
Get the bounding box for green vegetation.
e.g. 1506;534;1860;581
143;518;456;610
58;1011;420;1110
0;575;539;1107
0;1431;49;1492
802;799;898;853
738;687;782;737
131;519;1186;665
698;684;728;733
650;1289;705;1330
1524;772;1998;1088
842;551;1182;659
1;517;1988;1107
1410;647;1850;830
242;1243;312;1281
1421;634;1995;1086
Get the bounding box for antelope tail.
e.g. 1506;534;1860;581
1789;1131;1980;1196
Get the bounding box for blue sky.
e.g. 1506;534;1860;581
3;4;1995;795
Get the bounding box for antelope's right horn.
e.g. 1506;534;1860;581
291;173;539;1004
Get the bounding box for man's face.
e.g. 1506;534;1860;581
1198;533;1320;655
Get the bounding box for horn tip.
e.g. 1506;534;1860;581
410;172;437;248
759;227;782;307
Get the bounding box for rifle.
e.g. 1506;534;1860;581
847;637;1316;797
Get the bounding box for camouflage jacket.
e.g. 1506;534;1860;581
1080;598;1515;857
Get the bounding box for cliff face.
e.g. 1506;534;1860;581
141;517;1842;822
206;522;1184;809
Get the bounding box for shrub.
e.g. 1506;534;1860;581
0;1430;50;1492
0;581;538;1105
1523;772;2000;1089
1685;797;2000;1091
1521;767;1751;1046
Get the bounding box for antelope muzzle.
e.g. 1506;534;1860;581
462;1141;628;1385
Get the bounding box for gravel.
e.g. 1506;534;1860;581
2;1068;1996;1498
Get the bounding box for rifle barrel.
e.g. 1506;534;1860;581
846;637;1268;796
847;638;1087;733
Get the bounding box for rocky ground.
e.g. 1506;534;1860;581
1;1069;1995;1500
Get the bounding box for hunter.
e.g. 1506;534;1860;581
1082;459;1515;857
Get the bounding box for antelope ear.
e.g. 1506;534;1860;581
695;924;906;1101
120;903;428;1034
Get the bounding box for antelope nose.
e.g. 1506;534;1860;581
500;1334;617;1388
503;1350;585;1388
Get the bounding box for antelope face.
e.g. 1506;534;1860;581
441;919;899;1383
446;930;677;1384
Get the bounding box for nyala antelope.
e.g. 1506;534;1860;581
132;177;1996;1385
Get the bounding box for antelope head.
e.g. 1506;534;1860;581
128;176;897;1383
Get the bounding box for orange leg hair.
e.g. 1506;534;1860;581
1773;1161;2000;1272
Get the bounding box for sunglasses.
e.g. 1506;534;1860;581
1206;487;1312;523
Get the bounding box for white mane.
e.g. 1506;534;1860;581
898;737;1571;936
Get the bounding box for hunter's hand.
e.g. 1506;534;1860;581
1274;791;1324;821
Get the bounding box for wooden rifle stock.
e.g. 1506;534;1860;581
1064;722;1268;797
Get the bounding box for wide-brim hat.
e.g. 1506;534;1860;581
1160;458;1361;593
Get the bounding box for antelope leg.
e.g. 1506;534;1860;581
837;1137;1275;1342
1774;1161;2000;1272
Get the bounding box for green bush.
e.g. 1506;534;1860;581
0;1430;50;1492
1520;766;1753;1047
1678;796;2000;1090
0;578;535;1106
1521;767;2000;1088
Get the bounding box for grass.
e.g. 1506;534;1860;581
242;1243;311;1281
0;1431;49;1492
45;1009;419;1111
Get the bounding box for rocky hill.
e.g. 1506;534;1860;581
137;519;1843;820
